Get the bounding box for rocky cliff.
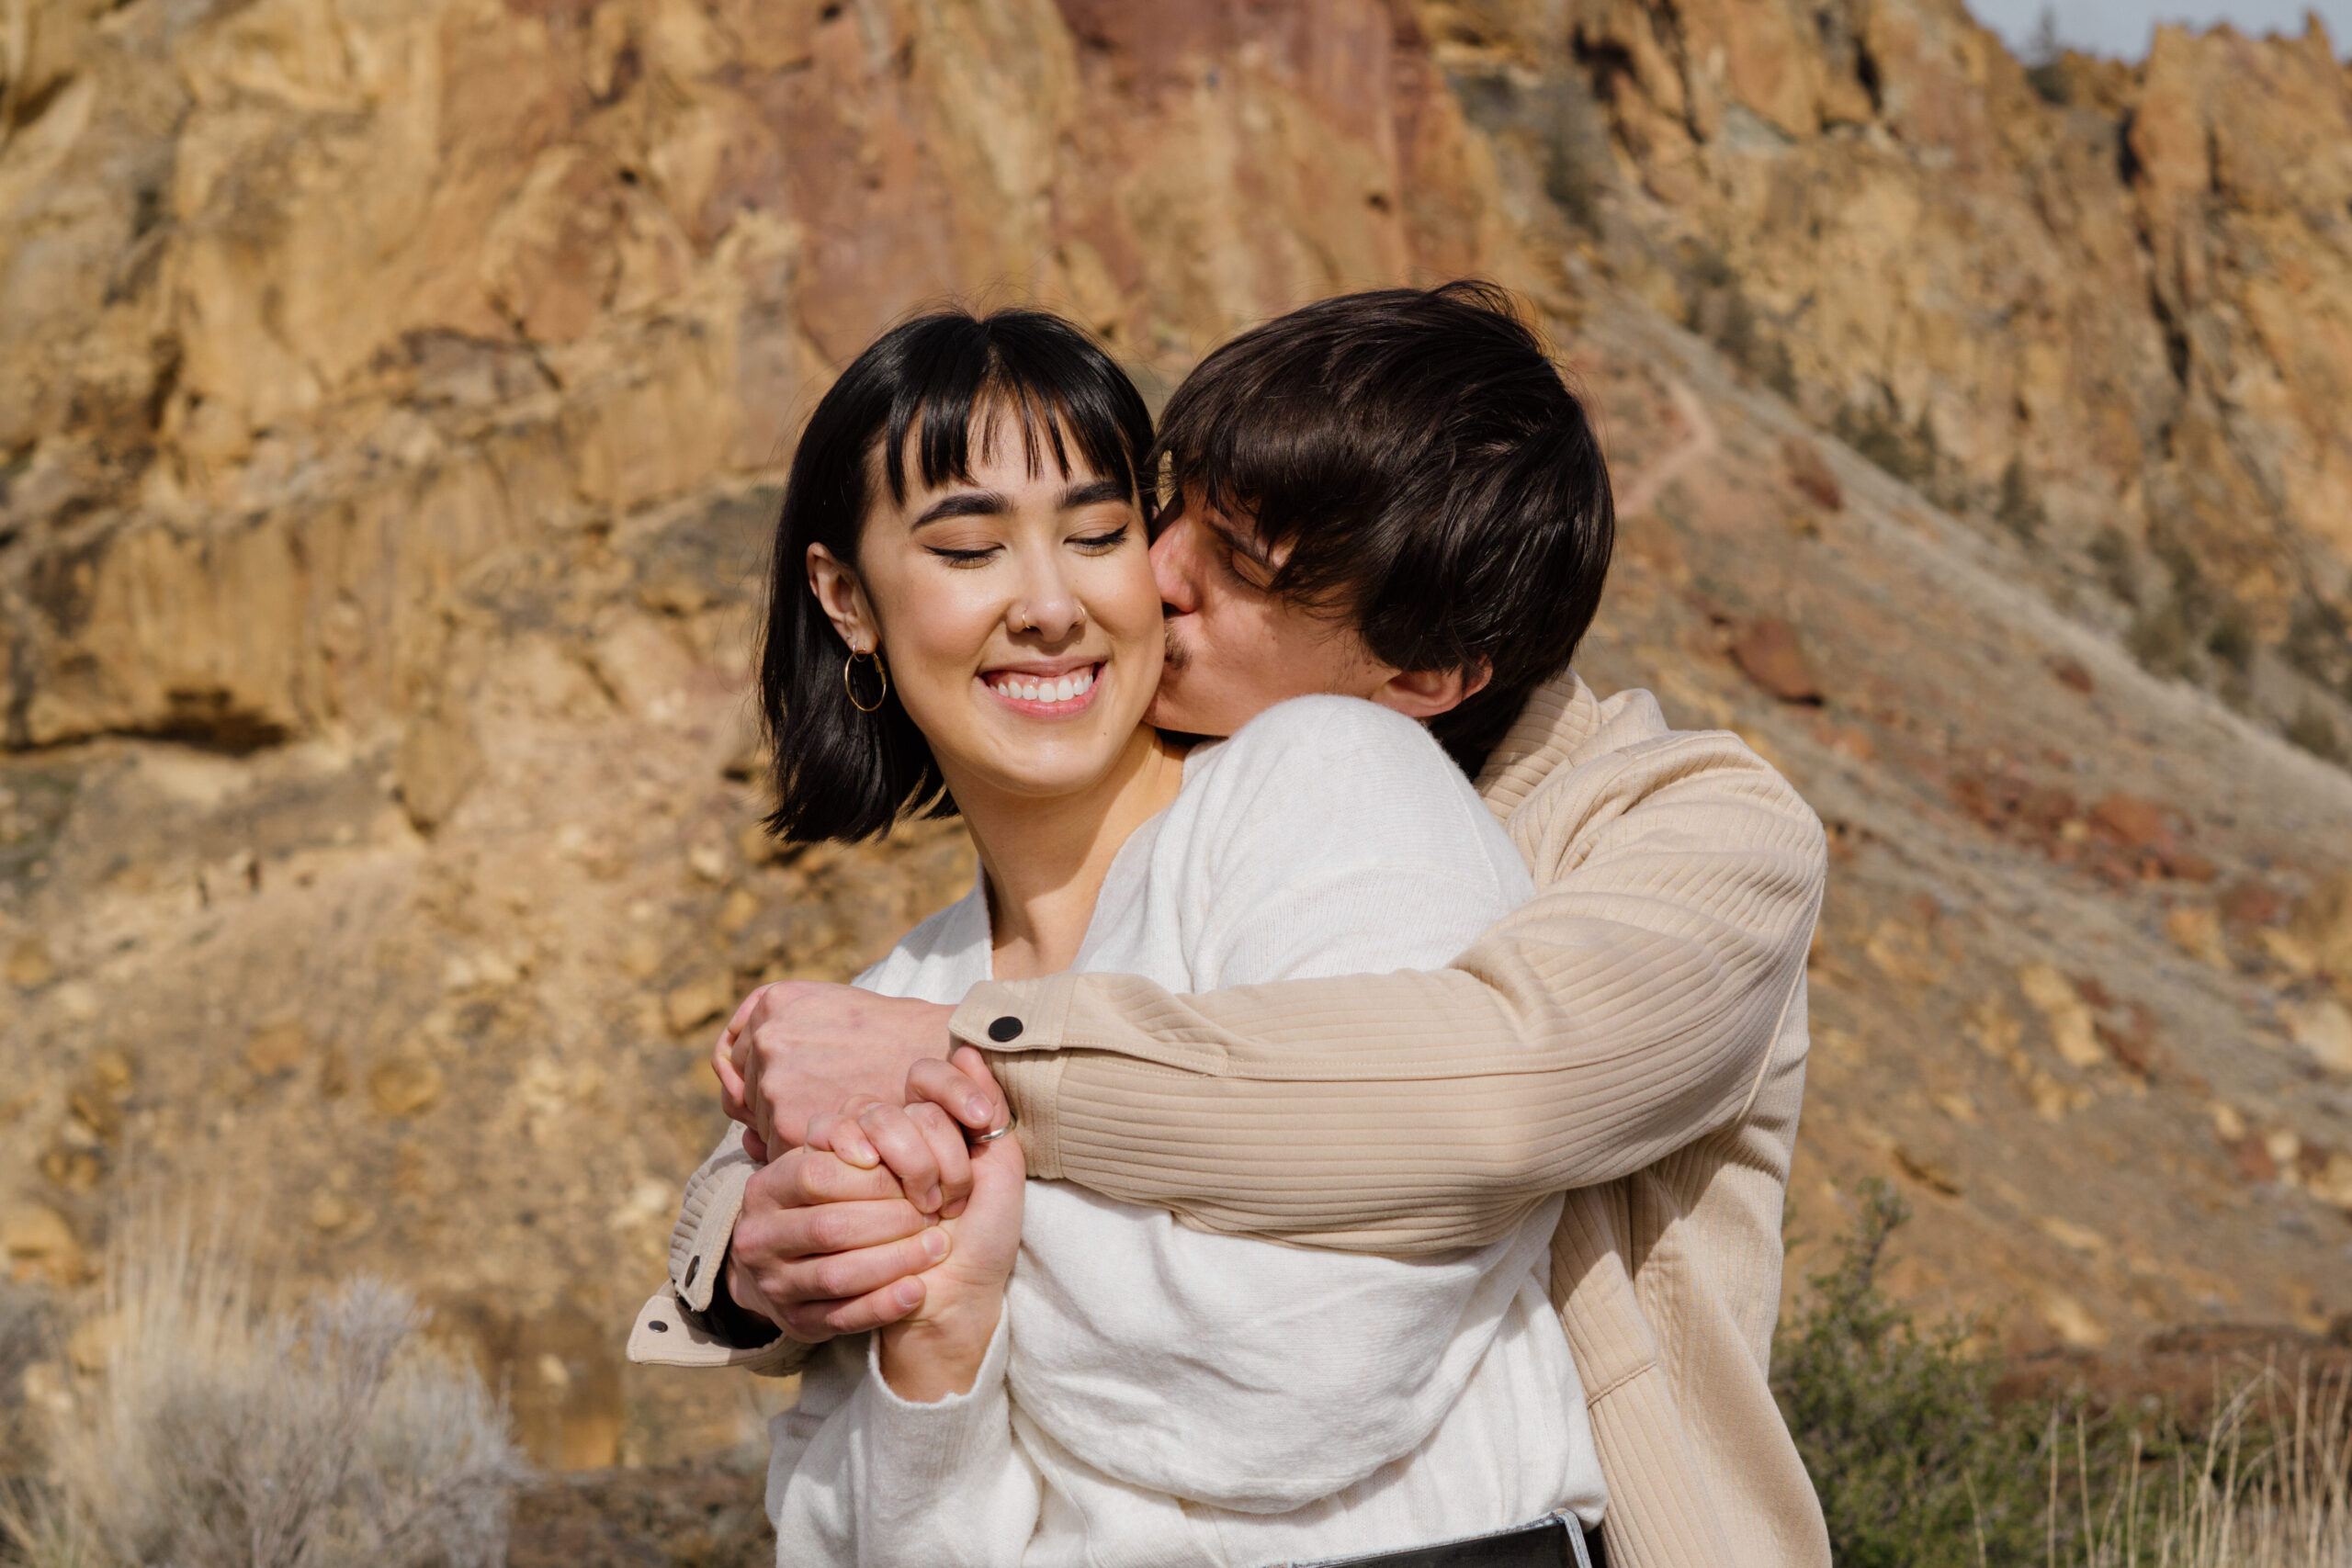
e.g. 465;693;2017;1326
1440;0;2352;752
4;0;2351;1472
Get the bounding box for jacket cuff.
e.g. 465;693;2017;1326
952;977;1076;1182
985;1053;1065;1180
950;976;1078;1053
669;1153;752;1314
626;1285;820;1375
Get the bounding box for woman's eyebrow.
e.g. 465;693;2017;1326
910;491;1008;526
1060;477;1132;509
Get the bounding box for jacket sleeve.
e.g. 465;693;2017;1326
626;1128;816;1377
966;729;1826;1254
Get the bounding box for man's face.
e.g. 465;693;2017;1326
1144;489;1393;737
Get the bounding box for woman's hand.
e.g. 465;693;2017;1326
718;1043;1022;1374
801;1048;1012;1219
876;1059;1025;1403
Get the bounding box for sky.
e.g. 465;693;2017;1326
1968;0;2350;58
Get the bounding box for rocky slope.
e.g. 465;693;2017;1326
4;0;2350;1472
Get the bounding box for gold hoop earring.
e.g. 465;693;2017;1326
843;649;888;713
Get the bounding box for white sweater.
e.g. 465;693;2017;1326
767;697;1606;1567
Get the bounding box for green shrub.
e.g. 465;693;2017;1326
2284;595;2351;698
2204;609;2255;674
2127;600;2199;681
1775;1180;2061;1566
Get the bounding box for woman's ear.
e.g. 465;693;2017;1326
807;544;878;653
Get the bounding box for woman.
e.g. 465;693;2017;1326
736;306;1602;1565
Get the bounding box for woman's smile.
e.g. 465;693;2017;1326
982;660;1102;715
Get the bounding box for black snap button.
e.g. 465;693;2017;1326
648;1319;669;1332
684;1256;701;1289
987;1015;1023;1043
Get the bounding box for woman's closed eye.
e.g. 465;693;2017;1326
929;525;1128;566
1069;525;1130;553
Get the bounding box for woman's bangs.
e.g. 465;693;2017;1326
887;334;1144;505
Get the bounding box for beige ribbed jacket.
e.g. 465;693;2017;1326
633;669;1831;1568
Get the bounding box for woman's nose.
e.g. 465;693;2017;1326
1150;515;1201;614
1010;559;1083;640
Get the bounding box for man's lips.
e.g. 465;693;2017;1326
980;661;1102;716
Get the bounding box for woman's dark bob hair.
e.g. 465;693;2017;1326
759;308;1155;844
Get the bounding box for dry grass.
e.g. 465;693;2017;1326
1782;1184;2352;1568
2063;1368;2352;1568
1;1211;526;1568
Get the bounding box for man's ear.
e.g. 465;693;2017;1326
807;544;879;653
1370;661;1491;721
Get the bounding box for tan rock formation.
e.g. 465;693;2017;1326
3;0;1543;753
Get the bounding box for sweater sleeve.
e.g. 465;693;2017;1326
966;727;1826;1254
769;1315;1041;1567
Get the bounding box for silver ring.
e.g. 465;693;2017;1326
970;1117;1015;1145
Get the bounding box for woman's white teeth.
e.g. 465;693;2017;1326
996;667;1093;705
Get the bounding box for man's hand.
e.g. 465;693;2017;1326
712;981;971;1157
724;1143;954;1342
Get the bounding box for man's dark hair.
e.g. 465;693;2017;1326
1155;280;1614;776
759;308;1155;843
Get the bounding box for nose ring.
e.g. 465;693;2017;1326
1009;599;1083;636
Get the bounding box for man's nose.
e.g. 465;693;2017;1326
1150;514;1200;615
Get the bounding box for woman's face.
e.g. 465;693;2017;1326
808;412;1163;807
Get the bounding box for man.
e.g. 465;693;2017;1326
630;284;1831;1568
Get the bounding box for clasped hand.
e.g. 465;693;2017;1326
711;983;1022;1366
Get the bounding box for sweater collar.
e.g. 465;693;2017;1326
1473;667;1670;820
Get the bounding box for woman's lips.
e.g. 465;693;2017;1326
980;662;1102;716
